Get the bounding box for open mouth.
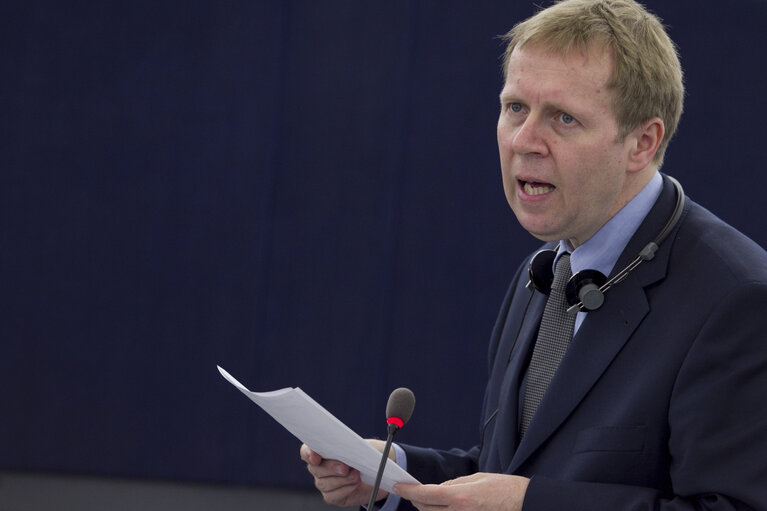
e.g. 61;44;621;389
520;180;555;196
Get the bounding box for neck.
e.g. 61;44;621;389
568;167;659;249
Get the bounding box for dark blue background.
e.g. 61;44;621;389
2;0;765;488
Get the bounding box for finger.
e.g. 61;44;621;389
407;499;449;511
306;459;351;479
320;481;361;506
394;483;450;506
313;470;361;494
315;470;374;508
299;444;351;479
410;504;448;511
299;444;323;465
314;475;360;495
441;473;479;486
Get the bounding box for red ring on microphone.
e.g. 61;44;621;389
386;416;404;428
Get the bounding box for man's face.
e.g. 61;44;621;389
498;44;635;247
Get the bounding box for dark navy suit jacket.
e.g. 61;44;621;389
400;176;767;510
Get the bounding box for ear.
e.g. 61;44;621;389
626;117;664;173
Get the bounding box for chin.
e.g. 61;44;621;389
513;215;561;243
519;224;563;243
528;231;561;243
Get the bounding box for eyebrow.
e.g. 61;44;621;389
498;90;523;104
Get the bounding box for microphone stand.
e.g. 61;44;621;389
366;422;399;510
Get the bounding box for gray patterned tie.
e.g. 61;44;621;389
520;253;575;438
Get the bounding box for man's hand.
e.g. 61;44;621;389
393;473;529;511
299;442;390;507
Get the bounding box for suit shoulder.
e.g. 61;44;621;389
674;199;767;285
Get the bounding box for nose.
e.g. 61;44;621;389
507;115;548;157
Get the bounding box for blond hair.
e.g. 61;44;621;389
502;0;684;165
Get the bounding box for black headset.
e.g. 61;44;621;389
525;176;685;315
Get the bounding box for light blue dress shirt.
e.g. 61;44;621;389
558;171;662;334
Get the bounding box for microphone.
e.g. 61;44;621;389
366;387;415;510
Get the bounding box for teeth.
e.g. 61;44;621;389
524;182;554;195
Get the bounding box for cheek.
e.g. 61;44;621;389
497;134;511;161
570;151;626;210
554;154;605;207
501;169;517;204
497;120;518;155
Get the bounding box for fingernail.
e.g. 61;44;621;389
334;466;346;475
392;484;400;495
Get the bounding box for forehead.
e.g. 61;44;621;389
502;43;614;110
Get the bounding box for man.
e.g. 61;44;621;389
301;0;767;509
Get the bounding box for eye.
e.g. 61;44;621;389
509;102;523;113
560;112;576;125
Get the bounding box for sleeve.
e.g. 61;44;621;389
522;281;767;510
371;444;407;511
400;444;480;485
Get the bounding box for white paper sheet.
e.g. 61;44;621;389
217;365;420;493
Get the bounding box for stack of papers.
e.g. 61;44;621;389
217;366;420;492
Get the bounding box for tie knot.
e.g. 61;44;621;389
551;253;573;292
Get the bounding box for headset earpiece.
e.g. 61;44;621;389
566;269;607;312
527;253;608;312
526;249;557;293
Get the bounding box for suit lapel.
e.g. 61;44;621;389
508;278;652;471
